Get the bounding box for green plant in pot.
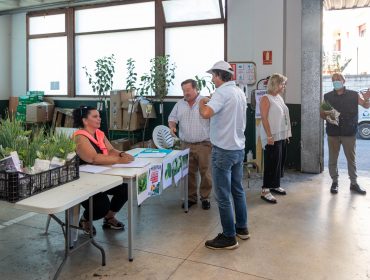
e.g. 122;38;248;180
138;55;176;124
124;57;139;114
83;54;116;132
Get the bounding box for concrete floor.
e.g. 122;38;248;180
1;168;370;280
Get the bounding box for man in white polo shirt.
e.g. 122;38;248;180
199;61;249;250
168;79;212;210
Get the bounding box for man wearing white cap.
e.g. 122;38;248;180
199;60;249;250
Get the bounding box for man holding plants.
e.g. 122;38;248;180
168;79;212;210
320;72;370;195
199;61;249;250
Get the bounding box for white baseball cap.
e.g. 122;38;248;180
206;60;234;75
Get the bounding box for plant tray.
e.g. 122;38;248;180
0;156;79;203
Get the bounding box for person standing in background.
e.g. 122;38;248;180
259;73;291;204
168;79;212;210
320;73;370;195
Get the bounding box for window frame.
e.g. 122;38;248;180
26;0;227;98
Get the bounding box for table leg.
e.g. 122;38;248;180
184;175;188;213
88;196;106;266
128;178;134;261
53;209;70;280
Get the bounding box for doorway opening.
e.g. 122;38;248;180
322;6;370;172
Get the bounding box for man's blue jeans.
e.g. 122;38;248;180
211;146;248;237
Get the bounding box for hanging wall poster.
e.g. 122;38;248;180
255;89;267;118
148;164;162;196
181;149;190;177
172;154;182;186
162;155;174;190
136;169;150;206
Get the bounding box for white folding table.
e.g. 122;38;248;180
13;172;123;280
100;148;189;261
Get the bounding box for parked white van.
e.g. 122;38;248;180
358;89;370;139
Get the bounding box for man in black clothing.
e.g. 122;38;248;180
320;73;370;195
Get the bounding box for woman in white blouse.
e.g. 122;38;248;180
260;73;292;203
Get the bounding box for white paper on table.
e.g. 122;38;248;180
137;169;150;205
180;149;190;177
79;165;112;174
148;164;162;196
136;153;167;158
162;155;174;190
112;158;150;168
172;154;182;186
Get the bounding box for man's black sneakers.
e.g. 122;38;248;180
205;233;239;250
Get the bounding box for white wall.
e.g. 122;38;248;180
0;15;10;100
11;13;27;97
228;0;302;104
285;0;302;104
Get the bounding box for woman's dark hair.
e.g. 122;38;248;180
72;105;96;128
212;69;233;82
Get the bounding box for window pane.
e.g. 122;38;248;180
29;37;67;95
75;30;155;96
165;24;224;96
75;2;154;33
29;14;65;35
162;0;221;23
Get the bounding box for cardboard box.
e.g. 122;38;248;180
26;102;54;123
110;90;134;108
122;100;141;112
110;138;132;151
110;106;122;130
122;109;145;131
110;90;134;129
130;140;154;149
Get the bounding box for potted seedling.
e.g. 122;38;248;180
138;55;176;124
83;54;116;132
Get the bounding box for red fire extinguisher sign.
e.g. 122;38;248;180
263;51;272;65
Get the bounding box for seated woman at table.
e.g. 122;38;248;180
72;105;134;235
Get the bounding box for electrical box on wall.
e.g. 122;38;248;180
230;62;257;101
230;62;256;85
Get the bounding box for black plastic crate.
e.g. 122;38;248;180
0;156;79;203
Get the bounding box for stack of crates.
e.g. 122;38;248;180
16;91;44;122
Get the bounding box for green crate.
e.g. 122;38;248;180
16;105;27;113
18;96;31;105
15;112;26;121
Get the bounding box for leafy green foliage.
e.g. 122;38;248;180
37;132;76;161
83;54;116;99
323;52;352;74
195;75;215;93
320;101;333;111
125;58;138;92
138;173;148;193
0;118;76;168
138;55;176;101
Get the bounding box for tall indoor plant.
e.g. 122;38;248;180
83;54;116;133
138;55;176;124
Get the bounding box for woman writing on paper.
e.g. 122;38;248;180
72;105;134;234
